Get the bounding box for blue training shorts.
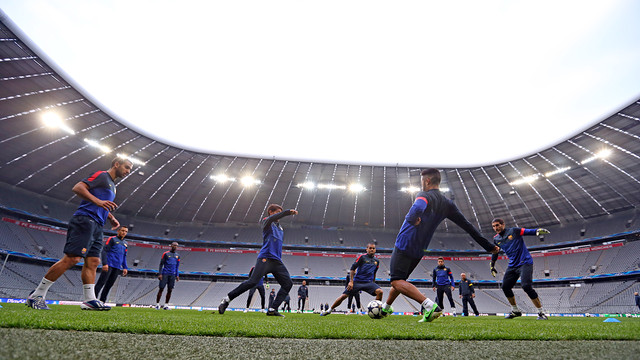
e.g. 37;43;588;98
63;215;103;258
389;247;422;281
342;282;380;296
159;274;177;289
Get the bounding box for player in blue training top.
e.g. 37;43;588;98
218;204;298;317
297;280;309;313
95;226;129;302
381;168;499;323
155;241;180;310
26;157;132;311
320;243;383;316
432;257;456;316
490;218;550;320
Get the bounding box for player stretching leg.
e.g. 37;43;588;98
490;218;550;320
320;243;383;316
26;157;132;310
218;204;298;317
381;168;499;323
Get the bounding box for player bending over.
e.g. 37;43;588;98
490;218;550;320
381;168;499;323
321;242;383;316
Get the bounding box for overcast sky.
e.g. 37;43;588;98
2;1;640;167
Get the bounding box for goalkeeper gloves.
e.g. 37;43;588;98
490;262;497;277
536;228;550;236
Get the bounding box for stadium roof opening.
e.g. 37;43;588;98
3;1;640;166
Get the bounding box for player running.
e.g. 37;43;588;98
321;242;383;316
490;218;550;320
381;168;499;323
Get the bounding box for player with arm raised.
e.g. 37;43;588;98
218;204;298;317
381;168;499;323
490;218;550;320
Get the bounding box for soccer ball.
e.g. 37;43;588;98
367;300;384;319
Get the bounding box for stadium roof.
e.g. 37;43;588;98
1;9;639;233
1;2;640;167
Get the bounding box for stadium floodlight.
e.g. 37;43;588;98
509;174;539;186
42;111;75;135
241;176;261;186
297;182;316;189
440;187;450;192
84;138;110;153
317;183;346;190
117;153;145;166
401;186;420;193
581;148;612;164
597;149;612;159
349;183;365;193
210;174;235;183
544;166;571;177
580;156;596;165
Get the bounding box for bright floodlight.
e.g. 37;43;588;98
509;174;539;186
401;186;420;193
544;166;571;177
241;176;261;186
297;182;316;189
42;111;75;134
211;174;235;183
42;112;61;127
440;187;450;192
349;184;365;193
84;138;110;153
597;149;612;159
581;148;613;164
317;183;346;190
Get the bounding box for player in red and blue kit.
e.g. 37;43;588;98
321;243;383;316
95;226;129;302
218;204;298;317
381;168;499;323
432;257;456;316
26;157;132;311
156;241;180;310
490;218;550;320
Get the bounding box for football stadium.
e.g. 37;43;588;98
1;2;639;359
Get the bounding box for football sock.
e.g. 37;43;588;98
382;302;391;310
511;304;520;312
223;296;230;303
83;284;97;302
421;298;435;310
537;306;545;314
32;277;54;298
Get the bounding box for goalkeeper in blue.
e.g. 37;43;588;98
490;218;550;320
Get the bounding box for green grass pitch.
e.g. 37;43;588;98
2;304;640;359
1;304;638;340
